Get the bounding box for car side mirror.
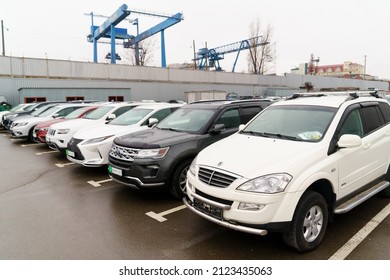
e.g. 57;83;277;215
148;118;159;127
238;124;246;131
105;113;116;123
338;134;362;149
210;123;226;134
52;113;60;118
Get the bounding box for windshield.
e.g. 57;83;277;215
9;104;26;112
31;105;54;117
242;105;336;142
110;108;152;126
83;106;114;120
37;106;61;117
65;107;94;119
157;107;216;133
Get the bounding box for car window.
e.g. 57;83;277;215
240;106;263;124
111;105;136;117
83;106;114;120
360;105;384;134
338;109;364;137
110;108;153;126
215;108;240;128
243;105;336;142
141;108;174;126
157;108;216;133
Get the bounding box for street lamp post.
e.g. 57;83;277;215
1;20;5;56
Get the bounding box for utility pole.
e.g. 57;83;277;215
1;20;5;56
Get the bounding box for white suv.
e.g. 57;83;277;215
66;103;182;167
46;102;141;151
184;91;390;252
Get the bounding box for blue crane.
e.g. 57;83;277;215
195;36;268;72
87;4;183;66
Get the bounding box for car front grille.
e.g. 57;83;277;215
109;143;140;162
198;167;239;188
67;138;84;160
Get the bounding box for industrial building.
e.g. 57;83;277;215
0;55;388;106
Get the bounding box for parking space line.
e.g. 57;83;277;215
21;143;43;147
36;150;58;156
87;178;113;187
146;204;187;222
329;202;390;260
55;162;75;168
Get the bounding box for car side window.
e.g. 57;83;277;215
379;103;390;123
112;106;135;117
215;108;240;129
240;106;262;124
141;108;172;126
360;105;384;134
338;109;364;137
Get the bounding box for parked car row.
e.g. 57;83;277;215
4;91;389;253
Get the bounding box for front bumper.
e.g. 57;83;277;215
108;156;173;190
67;139;112;167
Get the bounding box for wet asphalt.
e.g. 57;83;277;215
0;129;389;260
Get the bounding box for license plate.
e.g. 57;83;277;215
194;198;223;220
66;150;75;157
108;165;122;176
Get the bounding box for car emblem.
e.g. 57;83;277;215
217;161;223;167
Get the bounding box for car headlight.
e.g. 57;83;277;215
57;129;70;134
237;173;292;194
82;135;114;145
189;156;197;176
15;122;28;127
135;147;169;159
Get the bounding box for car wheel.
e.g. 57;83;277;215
283;191;328;252
169;159;192;199
28;126;36;142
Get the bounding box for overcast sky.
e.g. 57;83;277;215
1;0;389;78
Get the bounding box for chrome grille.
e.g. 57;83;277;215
198;167;239;188
109;143;140;162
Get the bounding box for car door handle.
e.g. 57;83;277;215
363;143;372;150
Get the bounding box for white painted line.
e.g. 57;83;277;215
36;150;58;155
21;143;43;147
55;162;75;168
329;203;390;260
87;178;113;187
146;204;187;222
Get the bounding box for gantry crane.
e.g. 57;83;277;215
195;36;268;72
87;4;183;66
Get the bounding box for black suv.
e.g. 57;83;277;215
108;99;273;198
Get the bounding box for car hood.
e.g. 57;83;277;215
73;123;146;140
197;133;327;178
50;118;97;130
35;118;65;129
114;128;197;149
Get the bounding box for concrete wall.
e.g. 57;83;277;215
0;56;388;106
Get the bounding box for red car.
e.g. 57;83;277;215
33;105;99;143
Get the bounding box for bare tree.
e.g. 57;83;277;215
122;38;156;66
247;18;275;75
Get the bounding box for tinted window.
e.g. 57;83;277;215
240;106;262;123
216;108;240;128
112;105;136;117
360;106;384;134
379;102;390;123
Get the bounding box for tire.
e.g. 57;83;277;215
283;191;328;252
28;126;36;142
169;159;192;199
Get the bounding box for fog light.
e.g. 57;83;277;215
238;203;265;211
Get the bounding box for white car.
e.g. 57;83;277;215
66;103;183;167
46;102;144;151
10;103;90;141
184;91;390;252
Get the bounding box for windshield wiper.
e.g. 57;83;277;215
158;127;184;132
242;131;300;141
